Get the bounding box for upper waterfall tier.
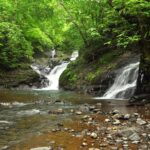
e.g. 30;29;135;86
31;51;78;90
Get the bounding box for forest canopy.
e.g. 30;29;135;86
0;0;149;69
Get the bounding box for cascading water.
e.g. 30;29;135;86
96;62;139;99
31;51;78;90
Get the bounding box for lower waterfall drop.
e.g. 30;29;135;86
99;62;139;99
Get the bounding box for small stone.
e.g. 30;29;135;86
70;129;75;132
124;114;130;119
82;142;88;146
75;111;82;115
93;108;101;113
111;147;118;150
107;134;112;139
141;133;147;137
70;109;74;113
133;113;139;117
122;137;128;141
129;132;140;141
49;140;55;144
82;115;89;119
64;128;69;131
89;105;96;111
90;132;98;139
139;145;148;150
123;144;128;147
88;148;99;150
132;141;139;144
52;129;57;132
136;118;146;125
112;110;119;114
105;119;110;122
116;139;123;143
96;103;102;107
123;141;128;144
100;143;108;147
146;123;150;129
112;114;121;119
88;117;93;121
0;146;9;150
30;147;52;150
113;119;120;125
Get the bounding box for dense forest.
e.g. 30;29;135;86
0;1;150;149
0;0;150;100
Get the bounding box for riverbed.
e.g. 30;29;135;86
0;90;149;150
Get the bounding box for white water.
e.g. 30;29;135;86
41;62;69;90
95;62;139;99
31;51;78;90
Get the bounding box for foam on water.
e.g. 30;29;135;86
17;109;40;116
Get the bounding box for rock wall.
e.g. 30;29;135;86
131;39;150;103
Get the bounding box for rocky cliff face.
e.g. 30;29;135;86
0;66;41;89
131;39;150;103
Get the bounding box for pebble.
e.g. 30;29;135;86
75;111;82;115
82;142;88;146
99;143;108;147
113;119;120;125
30;147;52;150
112;110;119;114
124;114;130;119
82;115;89;119
146;123;150;129
105;119;110;122
70;109;74;113
133;113;139;117
123;144;128;147
64;128;69;131
52;129;57;132
88;148;99;150
132;140;140;144
107;134;112;139
116;139;123;143
96;103;102;107
90;132;98;139
136;118;147;125
139;145;148;150
49;140;55;144
111;147;118;150
89;106;96;111
129;132;140;141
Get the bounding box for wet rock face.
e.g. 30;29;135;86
132;39;150;103
85;54;140;97
0;67;41;89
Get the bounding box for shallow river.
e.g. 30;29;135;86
0;90;149;150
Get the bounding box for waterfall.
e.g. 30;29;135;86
96;62;139;99
31;51;78;90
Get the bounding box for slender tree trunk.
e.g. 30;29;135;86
59;2;88;46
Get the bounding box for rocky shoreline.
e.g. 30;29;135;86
13;101;150;150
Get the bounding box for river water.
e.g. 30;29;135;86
0;90;149;150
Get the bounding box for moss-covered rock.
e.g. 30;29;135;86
0;64;40;89
131;39;150;103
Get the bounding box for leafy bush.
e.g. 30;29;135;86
0;22;33;69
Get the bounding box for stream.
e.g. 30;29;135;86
0;90;149;150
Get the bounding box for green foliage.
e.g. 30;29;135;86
0;0;149;70
0;22;32;69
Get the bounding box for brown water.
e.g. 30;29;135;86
0;90;149;150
